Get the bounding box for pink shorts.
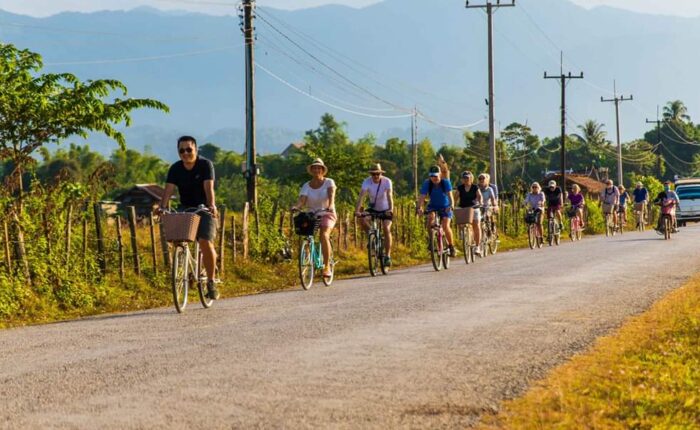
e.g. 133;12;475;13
319;212;337;229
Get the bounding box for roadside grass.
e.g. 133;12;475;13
478;275;700;429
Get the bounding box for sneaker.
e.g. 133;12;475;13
448;245;456;258
383;256;392;267
474;246;482;256
206;280;220;300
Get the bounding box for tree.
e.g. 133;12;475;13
663;100;690;123
0;44;168;206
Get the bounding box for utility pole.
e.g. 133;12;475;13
646;105;663;178
465;0;515;189
411;107;418;201
601;81;633;186
242;0;258;213
544;53;583;194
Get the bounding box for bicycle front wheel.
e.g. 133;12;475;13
442;235;450;270
429;230;442;271
367;232;379;277
528;225;536;249
664;217;671;240
299;239;314;290
462;227;472;264
171;245;189;313
488;231;499;255
197;252;213;309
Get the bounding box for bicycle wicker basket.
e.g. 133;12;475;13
293;212;320;236
454;207;474;225
524;212;538;225
161;212;201;242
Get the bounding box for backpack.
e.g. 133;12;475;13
427;179;447;195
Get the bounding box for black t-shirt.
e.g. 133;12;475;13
457;184;479;208
166;157;215;208
544;187;563;206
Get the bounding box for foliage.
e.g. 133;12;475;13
0;43;168;195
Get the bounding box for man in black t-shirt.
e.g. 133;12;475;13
158;136;220;300
543;180;564;230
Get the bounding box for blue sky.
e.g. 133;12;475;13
0;0;698;18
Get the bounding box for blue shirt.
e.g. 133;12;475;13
420;178;452;209
633;188;648;203
620;191;630;206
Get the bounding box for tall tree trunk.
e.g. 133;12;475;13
11;210;30;281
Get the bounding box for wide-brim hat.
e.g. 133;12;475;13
307;158;328;175
368;163;385;174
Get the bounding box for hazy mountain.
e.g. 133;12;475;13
1;0;698;158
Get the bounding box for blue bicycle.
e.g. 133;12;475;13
293;209;336;290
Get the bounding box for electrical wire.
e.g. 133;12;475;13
256;62;413;119
43;45;240;66
255;12;411;113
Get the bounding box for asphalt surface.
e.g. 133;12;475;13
2;226;699;429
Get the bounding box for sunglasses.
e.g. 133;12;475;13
179;147;194;154
478;177;485;180
371;173;381;177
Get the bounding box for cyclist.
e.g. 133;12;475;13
355;163;394;267
568;184;586;229
544;180;564;230
654;180;680;232
618;185;631;227
525;182;546;237
417;165;456;257
158;135;220;300
455;171;483;255
600;179;620;226
291;158;337;278
477;173;498;234
633;181;649;228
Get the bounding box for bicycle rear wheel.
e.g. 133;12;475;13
196;251;214;308
605;214;612;237
429;230;442;271
664;217;671;240
299;239;314;290
367;232;379;277
488;231;499;255
378;235;389;276
171;245;189;313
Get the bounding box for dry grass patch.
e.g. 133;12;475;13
479;276;700;429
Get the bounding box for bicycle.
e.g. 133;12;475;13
161;206;219;313
546;208;561;246
480;206;499;257
656;200;676;241
567;206;583;242
293;209;336;290
525;209;544;249
360;210;390;276
616;206;627;235
602;203;616;237
423;209;451;271
455;207;476;265
634;202;647;232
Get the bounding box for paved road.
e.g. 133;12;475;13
2;226;700;429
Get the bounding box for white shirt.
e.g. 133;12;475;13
361;176;393;212
300;178;336;212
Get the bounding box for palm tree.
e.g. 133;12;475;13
663;100;690;123
574;120;607;147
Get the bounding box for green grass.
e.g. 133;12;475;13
478;275;700;429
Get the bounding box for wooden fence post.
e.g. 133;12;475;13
3;219;11;271
242;202;250;260
353;216;358;248
231;214;237;263
64;203;73;263
148;212;158;276
218;206;227;277
11;212;30;280
93;203;107;276
116;215;125;281
82;201;88;268
127;206;141;276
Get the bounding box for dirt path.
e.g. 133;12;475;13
2;226;698;429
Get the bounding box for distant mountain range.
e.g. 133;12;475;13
1;0;698;159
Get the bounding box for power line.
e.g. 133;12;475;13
255;62;413;119
43;45;240;65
